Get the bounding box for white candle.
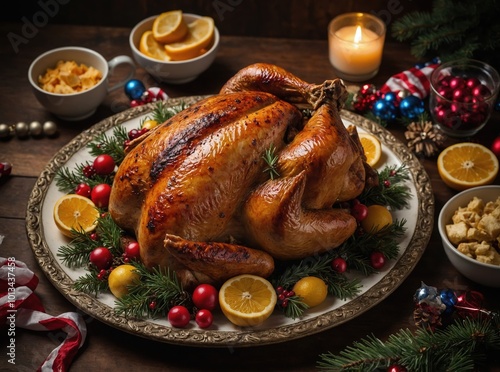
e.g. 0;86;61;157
328;13;386;81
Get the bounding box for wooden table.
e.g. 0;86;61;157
1;22;499;371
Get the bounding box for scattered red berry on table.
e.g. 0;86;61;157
91;183;112;208
195;309;213;328
192;284;219;311
168;305;191;328
90;247;113;270
93;154;116;175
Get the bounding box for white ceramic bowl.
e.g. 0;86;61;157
130;14;219;84
438;185;500;287
28;47;135;121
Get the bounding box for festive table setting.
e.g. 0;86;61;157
1;3;500;371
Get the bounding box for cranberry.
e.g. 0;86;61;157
91;183;112;208
370;251;386;270
89;247;113;270
75;183;92;198
195;309;213;328
124;241;140;260
168;306;191;328
93;154;116;175
192;284;219;311
351;203;368;222
331;257;347;273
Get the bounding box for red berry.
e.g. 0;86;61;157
168;306;191;328
149;301;157;310
82;165;96;178
93;154;115;175
0;162;12;177
124;241;141;260
91;183;112;208
75;182;92;198
383;180;391;188
370;251;386;270
195;309;213;328
89;247;113;270
351;203;368;222
331;257;347;273
192;284;219;311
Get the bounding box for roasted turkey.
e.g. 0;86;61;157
108;63;378;288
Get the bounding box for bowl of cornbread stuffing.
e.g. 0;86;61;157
438;185;500;287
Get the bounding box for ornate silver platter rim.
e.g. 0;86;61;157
26;96;434;347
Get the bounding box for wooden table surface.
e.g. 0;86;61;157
1;22;499;371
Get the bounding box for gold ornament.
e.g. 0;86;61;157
405;120;446;157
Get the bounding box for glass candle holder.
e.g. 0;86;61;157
429;59;500;137
328;13;386;82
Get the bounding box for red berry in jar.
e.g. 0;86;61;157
195;309;213;328
192;284;219;311
89;247;113;270
168;306;191;328
75;183;92;198
91;183;112;208
93;154;115;175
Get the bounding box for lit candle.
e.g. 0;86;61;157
328;13;386;82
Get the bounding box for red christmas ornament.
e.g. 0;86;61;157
0;162;12;178
491;136;500;157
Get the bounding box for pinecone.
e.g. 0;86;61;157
405;121;446;158
414;304;443;331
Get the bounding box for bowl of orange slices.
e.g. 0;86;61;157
130;10;219;84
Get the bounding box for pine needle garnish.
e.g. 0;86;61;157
114;261;190;319
73;269;109;297
263;144;280;179
148;100;187;124
88;125;129;165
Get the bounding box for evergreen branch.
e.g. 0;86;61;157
262;144;280;180
73;269;109;297
114;261;189;319
358;164;411;210
57;230;100;268
148;101;186;124
317;317;500;371
95;213;124;258
55;162;114;193
88;126;129;165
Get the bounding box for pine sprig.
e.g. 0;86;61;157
73;269;109;297
148;100;187;124
57;230;101;269
95;213;124;258
358;164;411;210
87;126;129;165
317;316;500;371
262;144;280;180
113;261;189;319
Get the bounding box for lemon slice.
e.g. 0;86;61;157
108;264;141;299
140;30;171;61
358;132;382;167
152;10;188;44
219;274;277;327
164;16;215;61
53;194;99;237
437;142;499;191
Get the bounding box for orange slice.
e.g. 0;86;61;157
140;30;171;61
164;16;214;61
219;274;277;327
437;142;499;191
152;10;188;44
53;194;99;237
358;132;382;167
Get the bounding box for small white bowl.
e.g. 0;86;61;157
438;185;500;287
28;47;135;121
129;14;219;84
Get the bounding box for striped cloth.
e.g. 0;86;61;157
1;257;87;371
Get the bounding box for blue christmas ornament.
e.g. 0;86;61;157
439;289;458;315
383;92;399;106
372;99;398;121
124;79;146;100
399;95;425;119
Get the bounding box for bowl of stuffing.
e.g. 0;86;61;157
438;185;500;287
28;46;135;121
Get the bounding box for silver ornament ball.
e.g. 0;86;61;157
43;121;58;136
0;123;12;138
29;121;43;136
15;122;29;137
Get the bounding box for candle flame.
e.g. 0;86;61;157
354;26;362;43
